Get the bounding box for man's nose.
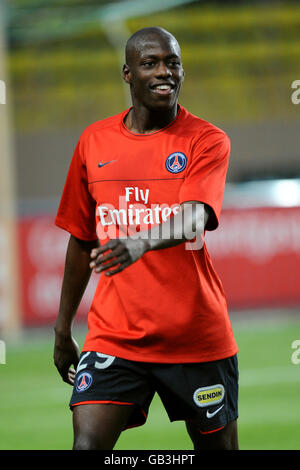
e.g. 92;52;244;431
155;61;171;77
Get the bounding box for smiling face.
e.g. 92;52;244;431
123;28;185;111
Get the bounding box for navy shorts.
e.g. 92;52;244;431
70;351;239;434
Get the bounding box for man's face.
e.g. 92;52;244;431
123;35;184;110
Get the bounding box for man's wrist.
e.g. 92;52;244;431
54;321;73;338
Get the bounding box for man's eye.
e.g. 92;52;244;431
143;62;155;67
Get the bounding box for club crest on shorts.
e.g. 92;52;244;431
165;152;187;174
193;384;225;408
75;372;93;393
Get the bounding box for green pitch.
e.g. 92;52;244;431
0;312;299;450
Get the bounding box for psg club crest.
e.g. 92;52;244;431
75;372;93;393
165;152;187;174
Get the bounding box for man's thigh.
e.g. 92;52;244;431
72;403;135;450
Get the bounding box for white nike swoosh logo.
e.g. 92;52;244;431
206;404;224;419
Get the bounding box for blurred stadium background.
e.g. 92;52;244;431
0;0;300;450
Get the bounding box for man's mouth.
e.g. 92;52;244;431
150;83;175;95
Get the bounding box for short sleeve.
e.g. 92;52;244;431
55;138;97;241
179;131;230;231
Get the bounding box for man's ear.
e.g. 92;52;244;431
122;64;131;84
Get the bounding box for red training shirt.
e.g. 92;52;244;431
55;105;238;363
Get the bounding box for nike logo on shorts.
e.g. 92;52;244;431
206;404;224;419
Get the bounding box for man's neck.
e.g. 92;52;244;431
124;103;179;134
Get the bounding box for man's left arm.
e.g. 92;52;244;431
89;201;211;276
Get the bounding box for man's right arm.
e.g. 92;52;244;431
54;234;98;385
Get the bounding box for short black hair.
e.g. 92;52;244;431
125;27;180;66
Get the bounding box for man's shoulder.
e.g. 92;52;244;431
79;109;127;142
180;106;229;142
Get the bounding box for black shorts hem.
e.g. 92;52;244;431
184;414;239;434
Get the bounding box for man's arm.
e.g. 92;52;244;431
89;201;211;276
54;234;98;385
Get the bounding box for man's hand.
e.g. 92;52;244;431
90;237;148;276
54;330;81;385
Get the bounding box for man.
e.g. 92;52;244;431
54;26;239;451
